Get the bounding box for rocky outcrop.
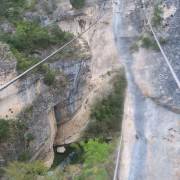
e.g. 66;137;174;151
113;0;180;179
0;39;90;167
0;0;121;168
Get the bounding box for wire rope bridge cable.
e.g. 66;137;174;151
0;1;107;91
141;0;180;89
113;135;123;180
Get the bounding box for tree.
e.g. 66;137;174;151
81;139;110;166
74;139;111;180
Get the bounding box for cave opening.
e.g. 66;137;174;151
54;104;61;125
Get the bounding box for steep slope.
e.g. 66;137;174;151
113;0;180;179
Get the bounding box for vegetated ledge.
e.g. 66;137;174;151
83;71;127;140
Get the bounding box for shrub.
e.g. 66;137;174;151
25;133;34;142
11;49;58;85
0;0;26;21
77;166;109;180
84;73;126;139
81;139;111;166
8;21;50;53
130;42;139;52
6;22;73;54
44;69;56;86
0;21;73;75
140;35;159;50
141;36;152;48
0;31;11;43
0;22;73;73
0;119;10;141
18;151;31;162
70;0;85;9
4;161;48;180
73;139;111;180
38;64;50;74
152;5;163;28
130;33;166;52
0;118;27;143
11;48;38;72
49;25;73;44
159;36;167;44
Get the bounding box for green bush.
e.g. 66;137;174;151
18;151;31;162
25;133;34;142
8;21;50;53
6;22;73;54
12;48;38;72
81;139;111;166
0;20;73;74
152;5;163;28
0;118;27;143
130;42;139;52
0;0;26;21
0;119;10;141
73;139;111;180
140;36;153;48
12;49;57;85
159;36;167;44
70;0;85;9
140;35;159;50
0;22;73;73
76;166;109;180
4;161;48;180
84;73;126;139
43;69;56;86
0;0;36;21
49;25;73;44
130;33;166;52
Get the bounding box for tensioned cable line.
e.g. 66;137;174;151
113;135;123;180
147;21;180;89
0;3;107;91
141;0;180;89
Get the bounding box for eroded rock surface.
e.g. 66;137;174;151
113;0;180;179
0;34;90;168
0;0;120;168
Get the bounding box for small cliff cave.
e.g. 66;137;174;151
54;104;61;125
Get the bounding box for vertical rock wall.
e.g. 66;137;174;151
113;0;180;179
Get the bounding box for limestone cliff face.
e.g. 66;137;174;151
113;0;180;179
0;0;120;168
0;44;90;167
0;33;90;168
54;0;121;144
